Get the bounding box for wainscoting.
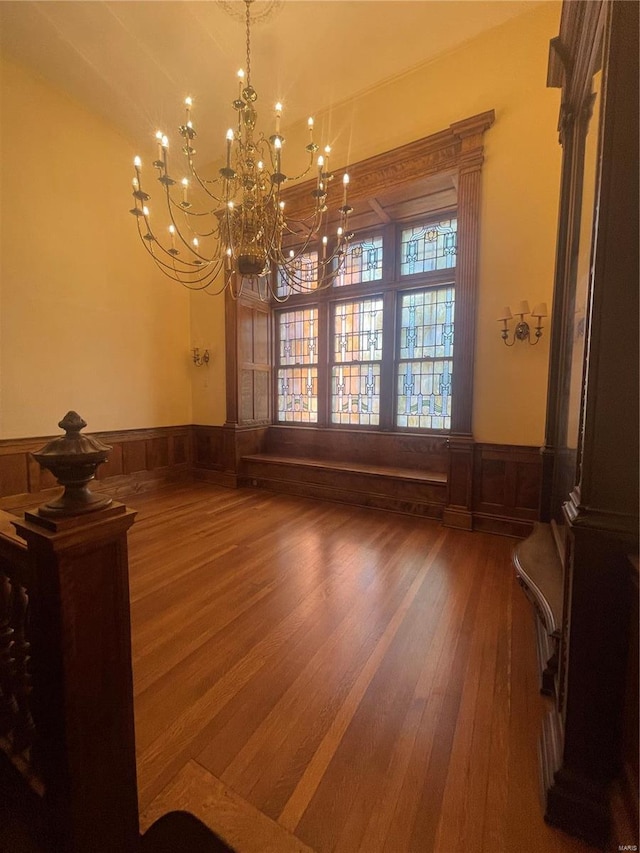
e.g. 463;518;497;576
473;443;542;537
192;425;541;535
0;424;541;534
0;425;192;511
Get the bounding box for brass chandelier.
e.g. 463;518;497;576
129;0;353;300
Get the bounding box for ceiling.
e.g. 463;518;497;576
1;0;542;150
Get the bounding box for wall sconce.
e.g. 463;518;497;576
497;301;548;346
192;347;210;366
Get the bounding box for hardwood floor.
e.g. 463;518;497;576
127;483;597;853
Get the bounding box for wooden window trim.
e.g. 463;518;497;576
225;110;495;438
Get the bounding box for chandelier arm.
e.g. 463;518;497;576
223;205;238;264
161;190;222;256
140;235;226;291
282;207;327;236
185;164;229;200
167;195;223;223
151;251;228;291
183;148;229;197
136;214;222;278
273;233;351;293
143;241;220;283
261;185;288;264
165;195;219;246
283;151;316;183
275;225;324;265
224;272;245;301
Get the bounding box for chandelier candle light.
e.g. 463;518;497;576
129;0;353;299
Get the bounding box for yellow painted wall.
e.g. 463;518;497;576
0;57;193;439
2;2;562;445
189;287;226;425
215;1;560;445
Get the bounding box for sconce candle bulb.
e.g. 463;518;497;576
192;347;210;367
498;300;547;346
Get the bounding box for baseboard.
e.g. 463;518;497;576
473;512;534;538
193;468;239;489
442;507;473;530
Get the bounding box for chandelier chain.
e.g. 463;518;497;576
245;0;252;86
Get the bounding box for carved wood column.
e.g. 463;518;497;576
443;112;494;529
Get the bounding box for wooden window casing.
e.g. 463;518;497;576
225;111;494;451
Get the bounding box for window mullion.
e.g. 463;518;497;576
380;289;396;429
317;301;329;426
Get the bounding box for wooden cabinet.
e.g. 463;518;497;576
515;1;638;847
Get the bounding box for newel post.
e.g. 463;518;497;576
12;412;139;853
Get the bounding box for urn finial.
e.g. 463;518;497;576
32;412;112;517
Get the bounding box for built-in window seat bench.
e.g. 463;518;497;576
239;427;449;519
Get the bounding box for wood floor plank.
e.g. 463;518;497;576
480;548;512;853
387;534;493;853
433;534;508;852
356;535;481;853
276;528;448;835
125;484;599;853
218;524;447;816
282;540;450;851
140;760;315;853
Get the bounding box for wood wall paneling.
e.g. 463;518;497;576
0;453;29;497
253;310;269;365
0;426;193;511
1;424;540;534
473;444;541;536
479;458;506;507
234;296;271;427
172;434;189;466
443;436;474;529
96;443;124;480
240;370;254;422
146;437;170;471
475;445;541;520
253;371;270;422
265;426;449;473
193;427;224;470
122;440;147;475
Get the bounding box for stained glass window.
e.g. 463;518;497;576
396;286;454;429
277;252;319;297
277;308;318;422
399;288;454;360
275;211;459;433
334;236;383;286
400;218;457;276
334;299;383;362
331;364;381;426
277;367;318;422
331;299;383;425
396;360;453;430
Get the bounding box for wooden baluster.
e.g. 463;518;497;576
10;579;35;754
0;568;17;736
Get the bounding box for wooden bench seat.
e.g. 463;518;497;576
241;453;447;519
